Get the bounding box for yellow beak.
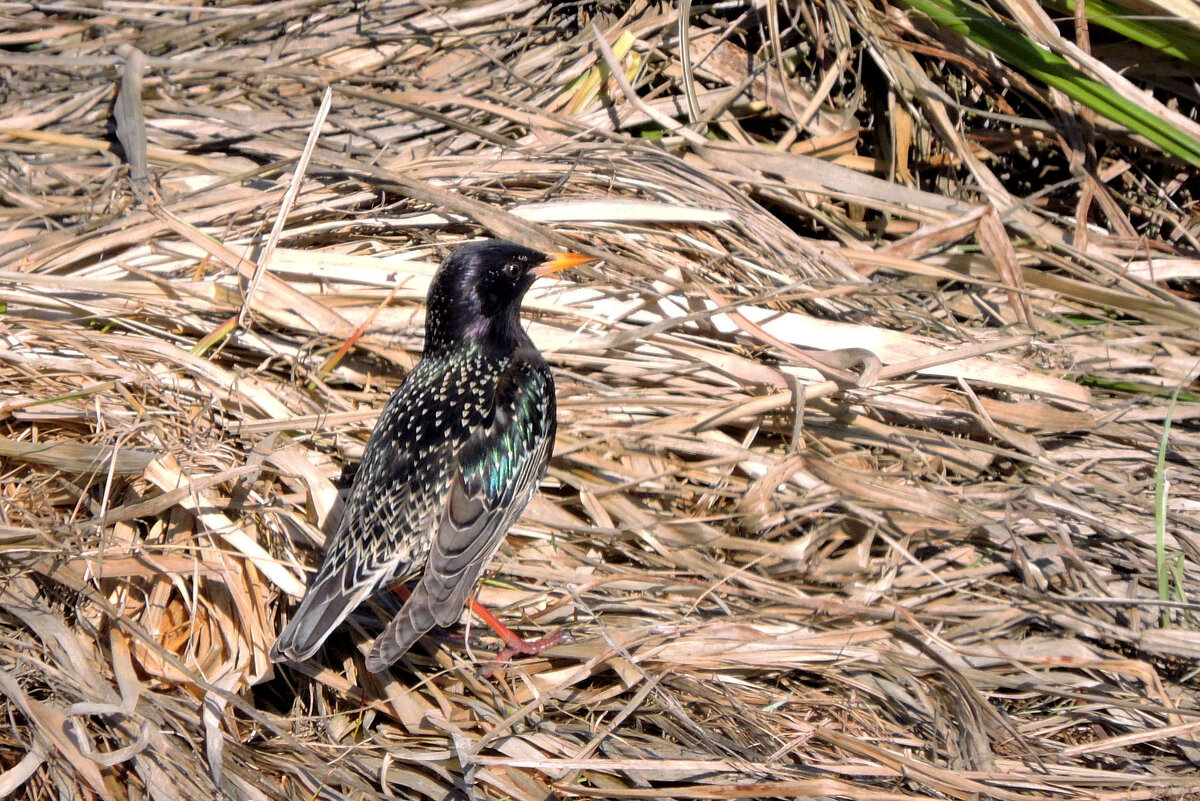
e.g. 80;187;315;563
533;251;595;277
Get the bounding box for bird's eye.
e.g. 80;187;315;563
503;261;522;278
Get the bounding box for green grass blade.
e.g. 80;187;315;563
1154;387;1181;627
1050;0;1200;67
899;0;1200;164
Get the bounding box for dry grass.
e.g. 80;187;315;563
2;1;1199;799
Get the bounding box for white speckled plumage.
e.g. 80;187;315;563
270;241;564;671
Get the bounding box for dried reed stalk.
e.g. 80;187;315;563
0;1;1197;799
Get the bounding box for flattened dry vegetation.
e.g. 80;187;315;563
1;1;1199;799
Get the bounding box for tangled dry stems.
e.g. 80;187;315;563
0;1;1198;799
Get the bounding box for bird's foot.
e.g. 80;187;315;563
492;629;564;663
467;595;562;668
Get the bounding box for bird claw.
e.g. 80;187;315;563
474;629;563;679
465;593;562;671
492;629;563;663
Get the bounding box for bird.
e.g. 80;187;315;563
270;240;592;672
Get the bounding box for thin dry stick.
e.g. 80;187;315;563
239;86;333;327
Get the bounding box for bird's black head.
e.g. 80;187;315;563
424;241;589;353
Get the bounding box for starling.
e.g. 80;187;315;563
271;240;591;672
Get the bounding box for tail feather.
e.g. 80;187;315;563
364;585;438;672
270;573;372;663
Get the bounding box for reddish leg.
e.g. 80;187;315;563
389;583;561;661
466;596;563;662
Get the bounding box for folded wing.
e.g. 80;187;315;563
270;358;460;664
365;355;555;671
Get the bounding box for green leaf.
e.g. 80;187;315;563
898;0;1200;164
1048;0;1200;67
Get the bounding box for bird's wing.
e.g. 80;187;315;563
270;357;467;663
365;355;555;671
